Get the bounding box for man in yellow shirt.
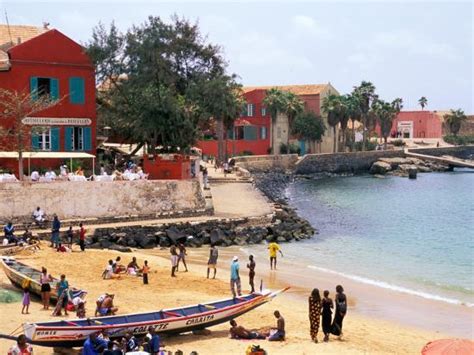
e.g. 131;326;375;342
268;242;283;270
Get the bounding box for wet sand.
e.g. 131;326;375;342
0;243;455;354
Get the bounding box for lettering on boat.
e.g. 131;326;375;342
132;323;169;333
37;331;57;336
186;315;214;325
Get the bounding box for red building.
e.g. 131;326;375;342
197;83;338;157
376;110;442;139
0;24;96;174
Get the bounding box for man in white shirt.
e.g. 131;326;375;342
32;207;46;226
31;171;40;182
45;168;57;181
60;165;68;177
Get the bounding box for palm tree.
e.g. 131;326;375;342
339;95;352;152
418;97;428;110
346;94;362;152
353;81;377;151
374;98;403;149
282;92;304;152
444;109;467;136
322;94;344;153
263;88;287;154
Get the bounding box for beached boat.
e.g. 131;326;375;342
1;258;86;302
23;287;289;348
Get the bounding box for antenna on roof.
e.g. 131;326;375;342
4;8;13;45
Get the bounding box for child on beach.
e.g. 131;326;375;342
21;288;30;314
142;260;150;285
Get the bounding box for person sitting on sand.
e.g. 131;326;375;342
103;260;120;280
268;310;285;341
82;332;109;355
95;294;109;316
8;334;33;355
97;294;118;316
76;300;86;318
57;243;70;253
127;257;139;275
32;206;46;227
229;320;265;340
112;257;126;274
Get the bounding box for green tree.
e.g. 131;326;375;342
352;81;377;151
263;88;287;154
87;16;230;153
0;89;61;181
322;94;346;153
444;109;467;136
282;92;304;153
346;93;362;152
373;98;403;149
418;96;428;110
292;111;326;152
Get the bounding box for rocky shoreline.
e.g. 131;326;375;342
369;157;451;177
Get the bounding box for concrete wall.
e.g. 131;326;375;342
407;146;474;159
295;150;405;174
234;154;298;172
0;180;206;220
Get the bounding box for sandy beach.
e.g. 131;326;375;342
0;243;451;355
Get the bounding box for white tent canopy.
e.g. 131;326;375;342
0;152;95;159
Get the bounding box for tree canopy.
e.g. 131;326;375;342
292;111;326;142
87;16;239;152
444;109;467;136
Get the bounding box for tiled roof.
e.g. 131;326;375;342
0;24;46;48
0;49;9;70
243;84;329;95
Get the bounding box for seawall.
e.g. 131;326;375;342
1;180;206;220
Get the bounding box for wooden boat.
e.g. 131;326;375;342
1;258;86;303
0;242;40;256
23;287;289;348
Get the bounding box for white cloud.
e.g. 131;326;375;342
290;15;330;38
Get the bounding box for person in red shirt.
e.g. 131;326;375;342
8;335;33;355
79;223;86;252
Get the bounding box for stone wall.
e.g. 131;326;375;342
0;180;206;220
295;150;405;174
407;146;474;159
234;154;298;172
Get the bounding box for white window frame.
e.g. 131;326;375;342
261;107;266;117
72;127;84;151
38;127;51;151
247;103;254;117
260;126;267;139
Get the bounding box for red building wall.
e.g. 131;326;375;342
0;29;96;174
196;89;321;157
375;111;442;139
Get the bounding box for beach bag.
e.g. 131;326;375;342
246;345;266;355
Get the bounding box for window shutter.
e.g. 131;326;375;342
30;77;38;100
51;128;60;151
242;105;248;117
65;127;73;151
252;104;256;117
31;130;40;150
83;127;92;151
50;78;59;100
69;77;85;104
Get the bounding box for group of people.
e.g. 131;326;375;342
30;165;86;182
308;285;348;343
229;310;286;342
2;222;39;246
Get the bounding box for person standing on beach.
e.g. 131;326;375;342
170;245;178;277
66;225;74;249
142;260;150;284
55;274;69;316
247;255;256;293
331;285;347;337
40;267;53;310
308;288;321;343
268;241;283;270
321;290;333;342
207;245;218;279
230;256;241;298
176;243;188;272
79;223;86;251
51;215;61;248
21;288;30;314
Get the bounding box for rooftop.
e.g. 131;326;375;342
0;24;47;49
242;84;330;95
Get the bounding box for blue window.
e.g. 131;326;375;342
30;77;59;100
243;126;257;140
66;126;92;151
31;127;59;151
69;77;85;104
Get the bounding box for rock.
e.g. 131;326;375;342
210;229;225;245
100;239;113;249
126;238;137;247
408;168;417;179
159;236;171;248
373;174;385;179
108;245;132;253
88;242;102;249
370;161;392;175
276;236;286;243
166;227;186;244
398;164;418;172
134;235;156;249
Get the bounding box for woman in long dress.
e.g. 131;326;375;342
321;290;333;342
331;284;347;337
308;288;322;343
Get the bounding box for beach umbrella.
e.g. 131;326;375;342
421;339;474;355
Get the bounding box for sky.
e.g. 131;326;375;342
1;0;472;112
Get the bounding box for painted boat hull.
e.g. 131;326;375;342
23;289;287;348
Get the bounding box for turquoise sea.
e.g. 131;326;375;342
286;170;474;308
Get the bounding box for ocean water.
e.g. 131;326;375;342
285;171;474;308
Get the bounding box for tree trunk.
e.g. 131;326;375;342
216;119;224;163
17;128;24;181
384;136;388;150
333;126;337;153
351;119;356;152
